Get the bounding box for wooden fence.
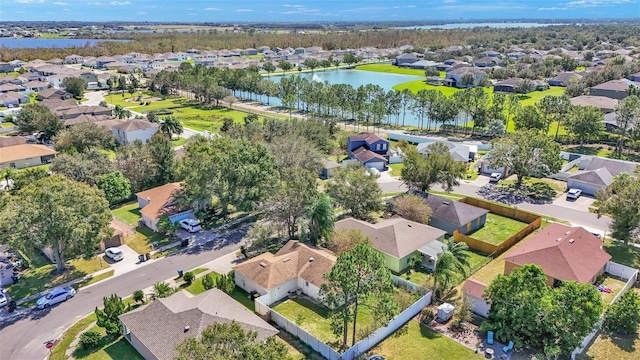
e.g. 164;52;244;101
453;197;542;256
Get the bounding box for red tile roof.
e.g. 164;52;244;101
504;223;611;283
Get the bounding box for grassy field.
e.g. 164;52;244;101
393;80;462;97
184;271;221;295
7;256;109;301
403;250;490;287
563;145;640;163
111;202;141;227
603;239;640;269
470;229;537;284
599;275;627;305
389;163;404;176
371;320;484;360
468;213;529;245
356;63;427;76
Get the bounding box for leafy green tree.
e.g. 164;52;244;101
566;105;604;146
179;136;278;214
97;171;131;205
11;167;48;192
0;176;112;272
513;105;545;132
175;321;290;360
14;103;63;141
61;77;86;98
603;290;640;334
401;142;466;192
262;61;276;77
51;149;114;186
392;194;432;224
148;132;176;186
133;290;145;304
115;140;157;193
326;163;383;220
460;73;476;87
215;272;236;294
320;243;399;349
95;294;128;337
79;330;101;349
615;96;640;155
53;123;115;153
157;214;179;236
486;130;562;187
306;194;335;245
160;115;184;139
432;241;470;297
278;60;292;75
596;169;640;244
113;104;131;119
183;271;195;285
202;274;215;291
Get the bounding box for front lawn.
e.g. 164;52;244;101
172;137;186;148
7;256;109;302
389;163;404;176
1;121;15;128
467;213;529;245
124;227;171;254
604;239;640;269
111;202;141;227
371;320;484;360
72;325;143;360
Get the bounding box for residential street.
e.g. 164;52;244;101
0;231;246;360
377;173;612;234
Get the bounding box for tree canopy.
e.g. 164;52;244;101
325;163;383;220
596;168;640;244
61;77;87;98
97;171;131;205
53;122;115;153
401;142;466;192
14;103;63;141
0;175;112;271
50;149;114;186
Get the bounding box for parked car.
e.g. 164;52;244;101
180;219;202;233
105;247;124;262
36;287;76;309
0;288;7;307
567;188;582;200
489;172;502;182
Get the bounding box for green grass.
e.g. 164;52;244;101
403;250;490;287
371;320;484;360
393;80;462;97
467;213;529;245
50;313;98;360
172;137;187;147
124;227;171;254
599;275;627;305
7;256;109;302
517;86;565;107
184;271;221;295
171;106;250;133
603;239;640;269
111;202;141;227
356;64;427;76
75;336;143;360
78;270;115;288
389;163;404;176
1;121;15;128
563;145;640;163
500;177;568;197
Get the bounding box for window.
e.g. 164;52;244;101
305;281;309;287
376;143;381;151
9;163;15;168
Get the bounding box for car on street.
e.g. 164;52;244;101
180;218;202;233
105;247;124;262
489;172;502;182
567;188;582;200
36;287;76;309
0;288;7;307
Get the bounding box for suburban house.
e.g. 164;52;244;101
416;140;475;162
335;217;447;273
21;80;49;93
492;78;548;94
570;95;619;113
0;136;29;148
320;158;341;179
566;156;637;195
96;119;159;145
0;255;16;286
347;133;390;171
0;62;14;73
135;182;194;232
548;72;583;86
119;289;278;360
64;54;84;64
234;240;336;305
503;223;611;286
473;56;503;68
476;153;508;176
394;53;420;66
445;67;487;88
403;60;438;70
56;105;113;120
461;279;490;317
407;191;489;235
0;144;56;169
36;87;72;101
590;79;639;100
0;92;30;107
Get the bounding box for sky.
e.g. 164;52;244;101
1;0;639;22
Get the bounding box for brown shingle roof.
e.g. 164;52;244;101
408;191;489;227
39;98;77;112
119;289;278;360
0;144;56;163
0;136;29;148
570;95;618;112
335;217;447;258
352;146;386;163
462;279;488;299
348;132;385;144
135;182;183;221
504;223;611;283
234;240;336;289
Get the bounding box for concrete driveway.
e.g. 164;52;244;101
83;90;107;106
552;193;597;211
101;245;152;276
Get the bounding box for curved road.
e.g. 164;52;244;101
0;234;245;360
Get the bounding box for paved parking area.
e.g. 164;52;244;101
552;193;596;211
102;245;153;276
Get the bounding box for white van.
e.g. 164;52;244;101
489;173;502;182
180;219;202;233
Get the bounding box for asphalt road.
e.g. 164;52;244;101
0;231;246;360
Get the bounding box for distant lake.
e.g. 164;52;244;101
394;22;567;30
0;38;130;49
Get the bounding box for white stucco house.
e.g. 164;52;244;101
461;279;491;317
233;240;336;306
135;182;193;232
97;119;159;145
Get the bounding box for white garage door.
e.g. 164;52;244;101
365;161;386;171
567;180;602;196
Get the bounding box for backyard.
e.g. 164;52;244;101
470;229;535;285
183;272;255;311
467;213;529;246
403;249;490;287
563;144;640;163
111;202;172;254
370;320;484;360
603;239;640;269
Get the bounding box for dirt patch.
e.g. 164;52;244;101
426;317;482;351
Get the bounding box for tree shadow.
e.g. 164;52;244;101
607;331;638;353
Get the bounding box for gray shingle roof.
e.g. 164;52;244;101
118;289;278;360
583;156;638;177
568;168;614;186
410;191;489;227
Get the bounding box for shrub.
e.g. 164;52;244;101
603;290;640;334
183;271;195;285
79;330;101;349
133;290;144;304
202;274;215;290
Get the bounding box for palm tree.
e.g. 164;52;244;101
153;281;174;298
1;167;15;190
114;104;131;119
432;241;470;299
306;195;335;245
159;116;183;139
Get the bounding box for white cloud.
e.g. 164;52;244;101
284;4;304;7
53;1;69;5
13;0;45;3
234;8;253;12
87;2;103;5
539;6;567;10
204;7;220;11
110;1;130;5
566;0;632;7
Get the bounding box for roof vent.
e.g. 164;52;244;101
407;224;412;227
556;237;563;242
442;201;451;205
309;257;314;262
283;258;291;263
565;231;571;235
569;239;575;244
184;326;190;332
259;262;267;268
147;196;151;201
